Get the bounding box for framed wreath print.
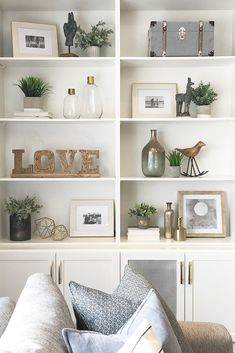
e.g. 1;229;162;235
12;21;58;57
70;199;114;237
178;191;226;238
132;83;177;118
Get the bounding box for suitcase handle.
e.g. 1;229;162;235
198;21;203;56
162;21;167;57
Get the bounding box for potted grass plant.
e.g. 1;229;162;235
166;150;184;178
128;202;157;229
4;196;42;241
14;76;51;110
191;81;217;118
75;21;114;57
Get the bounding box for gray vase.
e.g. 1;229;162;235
168;166;181;178
24;97;43;110
137;216;149;229
142;129;165;177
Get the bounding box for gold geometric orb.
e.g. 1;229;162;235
34;217;55;239
52;224;68;241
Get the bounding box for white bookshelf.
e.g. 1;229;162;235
0;0;234;243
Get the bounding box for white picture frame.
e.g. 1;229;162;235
12;21;58;57
178;191;226;238
70;199;114;237
132;83;177;118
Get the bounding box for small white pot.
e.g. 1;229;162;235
87;46;100;57
168;166;181;178
196;105;211;118
24;97;43;110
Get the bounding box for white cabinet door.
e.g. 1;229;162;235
0;250;55;301
185;251;235;342
57;250;120;312
121;250;185;320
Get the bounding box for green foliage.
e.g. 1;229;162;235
14;76;51;97
166;150;184;167
128;202;157;218
4;196;42;220
75;21;114;50
192;81;217;106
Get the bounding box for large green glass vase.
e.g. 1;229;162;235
142;129;165;177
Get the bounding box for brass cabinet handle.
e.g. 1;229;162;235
50;261;54;280
58;261;62;285
180;261;184;285
188;261;193;285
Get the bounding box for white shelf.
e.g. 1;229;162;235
120;0;235;11
0;57;116;68
0;177;116;182
121;57;235;68
0;118;116;123
121;177;235;182
0;0;115;11
120;117;235;123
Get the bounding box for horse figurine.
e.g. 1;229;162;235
176;78;194;116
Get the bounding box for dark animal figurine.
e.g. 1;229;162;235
176;141;208;177
176;78;194;116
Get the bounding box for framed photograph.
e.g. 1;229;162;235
12;21;58;57
178;191;226;238
132;83;177;118
70;200;114;237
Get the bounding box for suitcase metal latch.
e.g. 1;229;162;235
179;27;186;40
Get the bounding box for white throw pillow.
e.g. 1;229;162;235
0;297;15;337
117;319;163;353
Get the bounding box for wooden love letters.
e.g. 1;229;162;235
11;149;100;178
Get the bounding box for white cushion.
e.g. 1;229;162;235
0;297;15;337
117;319;163;353
0;273;74;353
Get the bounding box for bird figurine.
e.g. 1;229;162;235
176;141;208;177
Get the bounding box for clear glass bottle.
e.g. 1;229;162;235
142;129;165;177
63;88;79;119
81;76;103;119
164;202;175;239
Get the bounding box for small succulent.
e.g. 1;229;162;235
166;150;184;167
14;76;51;97
4;196;42;220
128;203;157;218
75;21;114;50
191;81;217;106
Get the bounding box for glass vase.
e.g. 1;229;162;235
164;202;175;239
81;76;103;119
142;129;165;177
63;88;80;119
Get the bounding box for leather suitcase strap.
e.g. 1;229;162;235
162;21;167;57
198;21;204;56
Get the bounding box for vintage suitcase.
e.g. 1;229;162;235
148;21;214;57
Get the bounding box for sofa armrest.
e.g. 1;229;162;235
179;321;233;353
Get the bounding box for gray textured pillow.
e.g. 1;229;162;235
0;273;74;353
0;297;15;337
69;281;139;335
118;289;181;353
114;265;193;353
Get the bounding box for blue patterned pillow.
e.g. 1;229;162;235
69;281;139;335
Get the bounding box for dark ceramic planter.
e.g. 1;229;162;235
10;215;31;241
137;216;149;229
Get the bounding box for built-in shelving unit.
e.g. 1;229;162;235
0;0;235;245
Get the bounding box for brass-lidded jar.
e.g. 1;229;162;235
164;202;174;239
142;129;165;177
175;217;186;241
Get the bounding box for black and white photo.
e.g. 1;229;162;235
70;200;114;237
145;96;164;108
25;35;45;49
178;191;225;238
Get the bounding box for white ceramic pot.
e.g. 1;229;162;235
196;105;211;118
24;97;43;111
87;46;100;57
168;166;181;178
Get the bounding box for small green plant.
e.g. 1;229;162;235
166;150;184;167
75;21;114;50
4;196;42;220
128;203;157;218
191;81;217;106
14;76;51;97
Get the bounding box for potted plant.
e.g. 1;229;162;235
4;196;42;241
191;81;217;118
75;20;114;57
128;202;157;229
14;76;51;111
166;150;184;178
